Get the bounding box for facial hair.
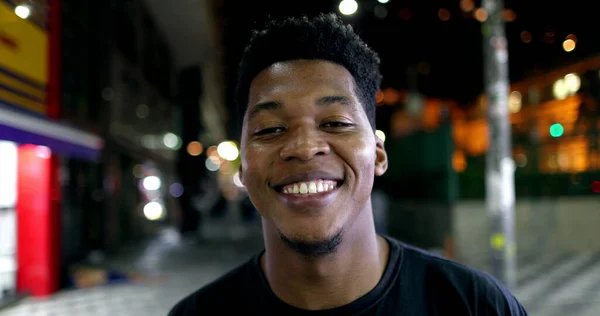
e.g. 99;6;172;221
280;229;343;258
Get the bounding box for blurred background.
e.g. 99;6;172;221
0;0;599;315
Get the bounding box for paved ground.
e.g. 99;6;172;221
514;252;600;316
1;226;599;316
0;225;265;316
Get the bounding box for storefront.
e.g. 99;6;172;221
0;0;102;299
0;106;103;299
0;141;18;300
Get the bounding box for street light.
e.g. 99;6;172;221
339;0;358;16
550;123;564;138
217;141;239;161
563;39;576;52
14;5;31;19
163;133;181;150
143;201;164;221
142;176;162;191
375;130;386;142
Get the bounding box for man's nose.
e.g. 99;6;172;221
280;126;330;161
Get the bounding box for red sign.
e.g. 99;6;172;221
16;145;60;296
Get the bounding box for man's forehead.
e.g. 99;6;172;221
248;60;356;100
245;94;360;120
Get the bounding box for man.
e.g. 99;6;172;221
169;13;528;315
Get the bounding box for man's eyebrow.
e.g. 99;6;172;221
246;95;353;120
247;101;282;120
316;95;353;107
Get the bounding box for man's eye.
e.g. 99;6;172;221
322;122;353;128
255;127;285;135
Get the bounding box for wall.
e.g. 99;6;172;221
453;197;600;271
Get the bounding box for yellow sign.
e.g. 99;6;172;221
0;1;47;113
490;233;506;250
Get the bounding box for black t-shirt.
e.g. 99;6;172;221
168;237;528;315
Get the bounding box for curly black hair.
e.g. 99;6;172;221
235;13;382;130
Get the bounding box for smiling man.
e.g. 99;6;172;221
168;13;528;315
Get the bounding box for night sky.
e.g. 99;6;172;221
216;0;598;110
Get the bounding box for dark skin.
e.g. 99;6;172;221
239;59;389;310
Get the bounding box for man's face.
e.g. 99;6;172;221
240;59;387;248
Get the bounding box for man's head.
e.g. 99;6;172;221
235;13;382;130
237;13;388;257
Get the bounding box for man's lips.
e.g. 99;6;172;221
275;179;341;209
280;179;339;194
271;170;344;191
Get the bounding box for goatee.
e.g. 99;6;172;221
280;230;343;258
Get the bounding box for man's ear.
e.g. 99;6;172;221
238;165;245;185
374;136;388;176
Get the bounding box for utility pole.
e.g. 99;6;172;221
481;0;517;289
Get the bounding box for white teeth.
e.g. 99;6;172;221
317;182;324;192
308;182;317;193
299;183;308;194
281;179;338;195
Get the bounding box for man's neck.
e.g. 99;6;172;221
260;211;390;311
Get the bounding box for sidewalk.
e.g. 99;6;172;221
0;224;265;316
3;222;599;316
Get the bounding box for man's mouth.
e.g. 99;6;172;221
277;179;341;195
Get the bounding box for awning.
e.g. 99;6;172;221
0;105;103;161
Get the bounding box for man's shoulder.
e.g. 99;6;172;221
167;257;256;316
392;239;528;315
399;241;489;278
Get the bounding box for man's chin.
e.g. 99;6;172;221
279;229;343;258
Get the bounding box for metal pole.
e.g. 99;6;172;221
481;0;517;289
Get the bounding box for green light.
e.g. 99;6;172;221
550;123;564;137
